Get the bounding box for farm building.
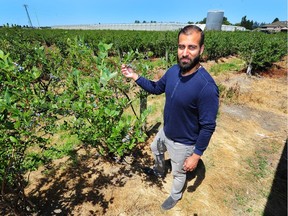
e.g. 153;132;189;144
259;20;288;32
51;23;246;31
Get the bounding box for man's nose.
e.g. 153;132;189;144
182;47;189;56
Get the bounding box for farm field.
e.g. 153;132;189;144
23;56;287;216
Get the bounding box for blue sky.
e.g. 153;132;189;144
1;0;287;27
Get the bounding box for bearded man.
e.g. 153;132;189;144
121;25;219;211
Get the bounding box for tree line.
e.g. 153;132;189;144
1;15;281;30
189;16;280;30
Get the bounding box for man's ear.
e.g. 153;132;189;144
200;45;204;55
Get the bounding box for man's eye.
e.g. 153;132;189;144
188;46;197;50
178;45;185;49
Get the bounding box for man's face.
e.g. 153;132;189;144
177;32;204;73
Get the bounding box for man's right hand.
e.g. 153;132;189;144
121;64;139;81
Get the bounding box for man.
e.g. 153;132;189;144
121;25;219;211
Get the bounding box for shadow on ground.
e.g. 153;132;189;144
186;159;206;193
26;123;167;215
264;139;287;216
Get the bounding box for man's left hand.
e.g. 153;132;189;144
183;154;201;171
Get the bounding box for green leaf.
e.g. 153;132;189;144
0;50;4;59
4;88;11;105
98;42;113;52
9;136;18;143
14;121;21;129
108;71;118;79
32;67;41;79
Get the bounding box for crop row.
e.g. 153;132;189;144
0;28;287;71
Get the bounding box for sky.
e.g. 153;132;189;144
1;0;287;27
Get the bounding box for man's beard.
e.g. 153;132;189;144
178;54;200;74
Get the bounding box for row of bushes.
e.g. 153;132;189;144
0;28;287;71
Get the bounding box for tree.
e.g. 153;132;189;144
222;16;232;25
252;21;261;29
240;16;253;30
272;18;279;23
196;17;206;24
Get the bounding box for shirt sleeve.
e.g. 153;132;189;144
135;75;166;95
194;82;219;156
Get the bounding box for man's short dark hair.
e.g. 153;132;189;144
178;25;205;47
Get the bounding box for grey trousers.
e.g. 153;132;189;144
151;128;195;200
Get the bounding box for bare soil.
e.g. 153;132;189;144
24;57;287;216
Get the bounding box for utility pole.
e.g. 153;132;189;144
23;4;33;27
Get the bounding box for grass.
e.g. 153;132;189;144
247;153;269;178
231;140;282;214
24;133;80;171
218;82;241;103
44;134;79;159
210;58;245;75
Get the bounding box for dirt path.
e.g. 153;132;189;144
24;59;287;216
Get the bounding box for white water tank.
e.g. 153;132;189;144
206;10;224;30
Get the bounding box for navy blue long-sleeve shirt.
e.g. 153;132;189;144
136;64;219;156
